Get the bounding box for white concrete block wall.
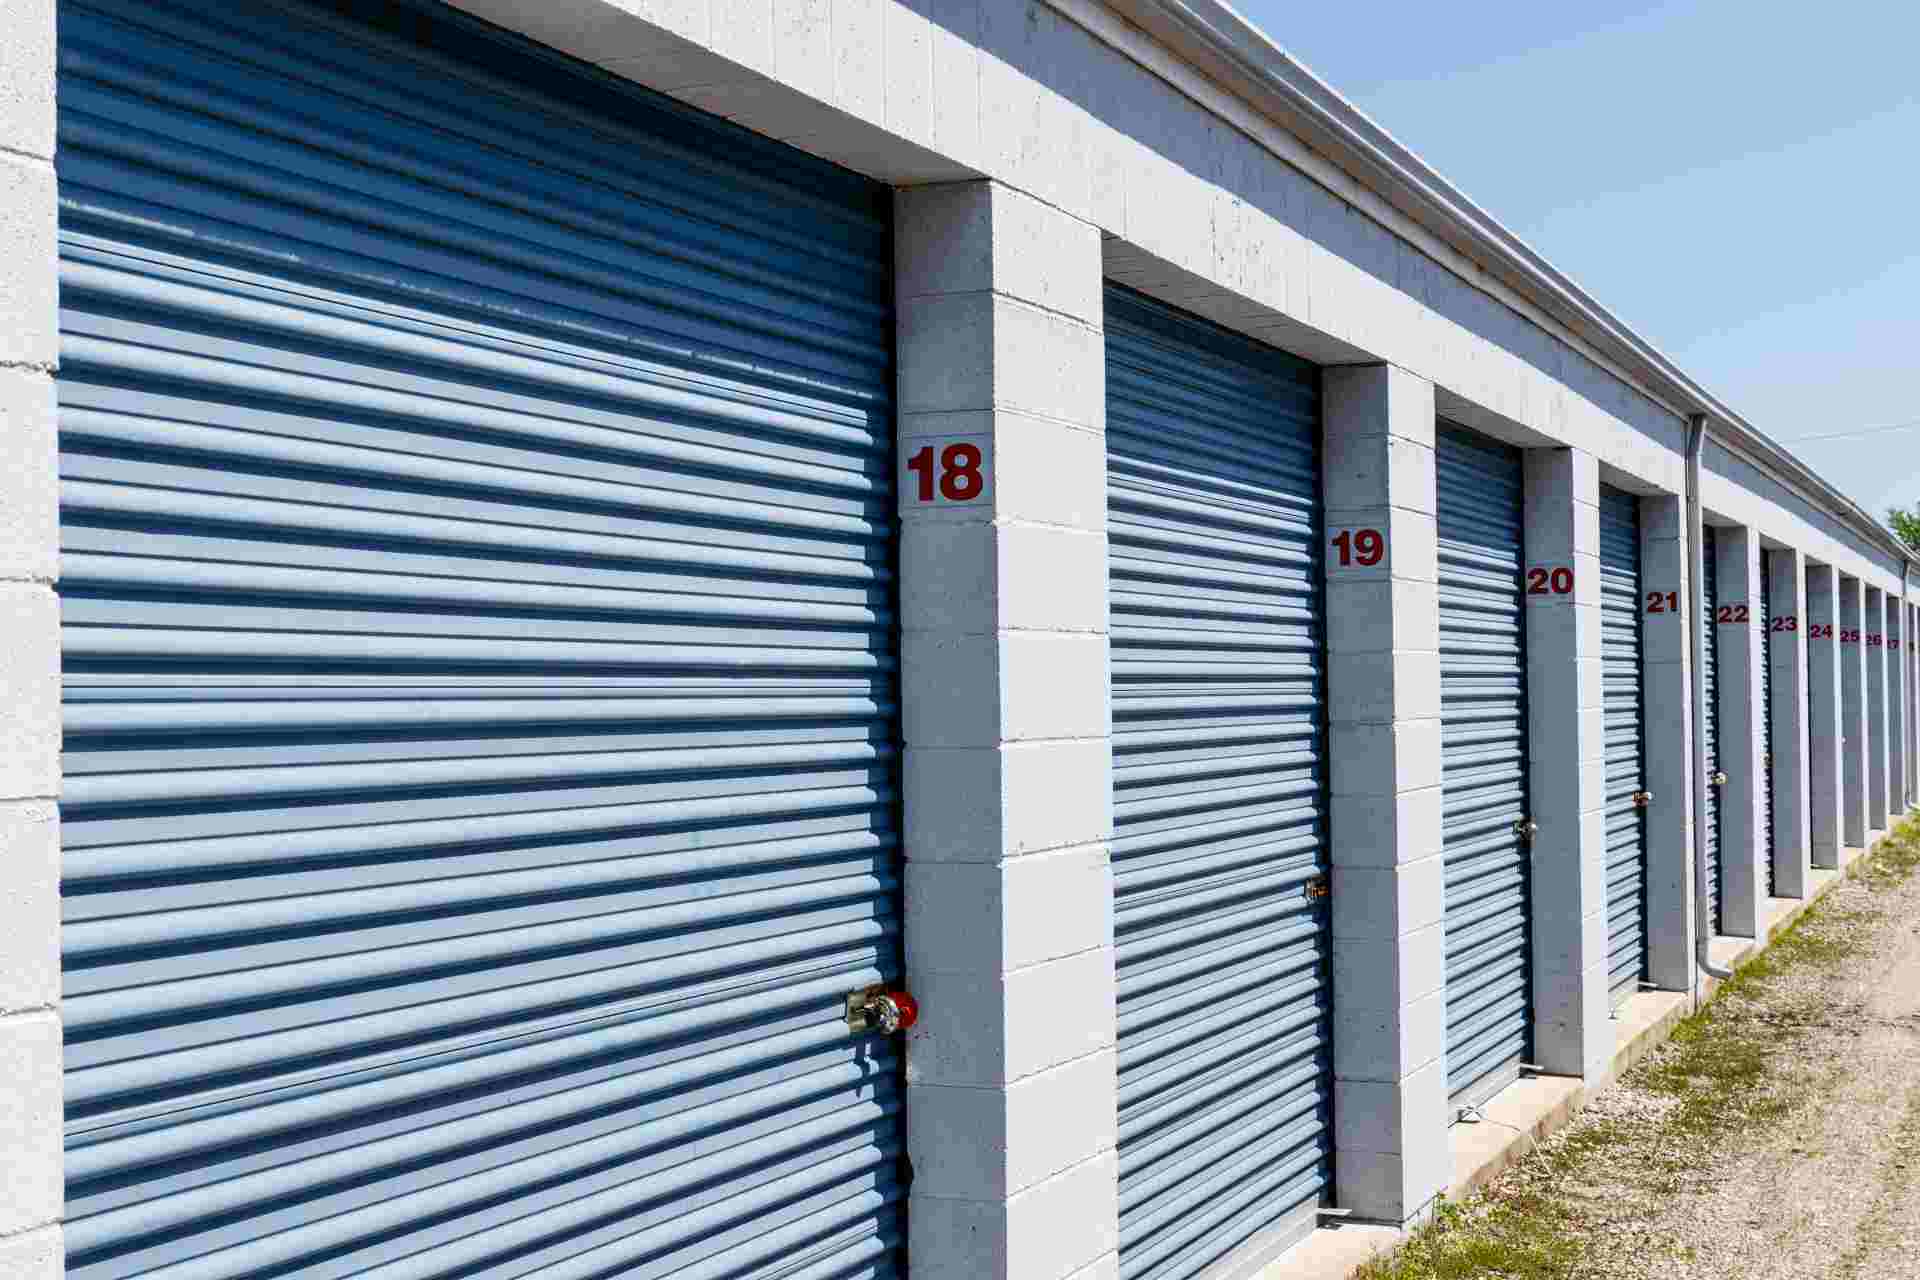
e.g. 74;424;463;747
1767;549;1812;899
1639;494;1695;987
0;0;61;1273
1321;363;1448;1226
1714;528;1767;936
1523;449;1613;1082
1867;589;1890;832
1840;578;1868;847
893;179;1120;1280
1806;565;1844;867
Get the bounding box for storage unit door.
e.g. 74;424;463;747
1702;527;1721;932
1106;287;1332;1280
1599;487;1649;1002
57;2;904;1277
1435;425;1531;1113
1762;554;1775;895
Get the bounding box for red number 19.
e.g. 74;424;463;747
1333;529;1385;567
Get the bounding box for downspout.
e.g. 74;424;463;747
1689;413;1735;985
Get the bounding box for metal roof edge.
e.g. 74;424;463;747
1101;0;1916;570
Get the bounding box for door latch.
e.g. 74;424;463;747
846;986;919;1036
1710;771;1728;786
1514;818;1539;841
1632;790;1654;809
1305;875;1330;901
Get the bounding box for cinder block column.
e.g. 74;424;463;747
1638;495;1694;988
1767;549;1811;899
1321;363;1446;1225
1713;528;1766;935
1840;576;1868;847
1867;588;1890;832
893;181;1119;1280
1806;565;1843;867
0;1;63;1275
1523;449;1613;1081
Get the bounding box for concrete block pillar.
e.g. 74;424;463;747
1713;528;1766;935
1638;494;1694;988
1840;577;1868;847
1321;363;1446;1225
1867;588;1890;831
1522;449;1613;1081
893;180;1119;1280
1891;603;1906;816
1806;565;1843;867
0;0;63;1274
1766;549;1811;899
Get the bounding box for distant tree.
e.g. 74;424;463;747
1890;505;1920;554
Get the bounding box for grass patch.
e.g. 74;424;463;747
1352;815;1920;1280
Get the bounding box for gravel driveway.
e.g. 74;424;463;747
1360;818;1920;1280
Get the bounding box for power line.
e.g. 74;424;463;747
1777;417;1920;445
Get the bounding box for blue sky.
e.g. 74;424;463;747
1233;0;1920;523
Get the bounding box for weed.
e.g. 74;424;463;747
1344;816;1920;1280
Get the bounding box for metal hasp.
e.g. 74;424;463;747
1513;818;1540;840
1712;771;1729;786
1305;875;1331;901
846;987;920;1036
1632;791;1654;809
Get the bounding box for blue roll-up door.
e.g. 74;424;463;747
1599;487;1649;1002
1762;553;1776;897
1435;425;1531;1113
1702;526;1721;932
1106;287;1332;1279
58;2;904;1277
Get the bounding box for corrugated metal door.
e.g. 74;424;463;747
58;2;905;1277
1435;425;1531;1113
1106;287;1332;1280
1702;527;1721;932
1599;487;1649;1002
1762;554;1775;897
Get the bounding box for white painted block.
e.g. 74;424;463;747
0;803;57;1018
1332;923;1446;1011
910;1149;1121;1280
1330;853;1445;941
1333;1055;1447;1157
1325;578;1441;656
1333;984;1445;1083
1330;786;1445;867
0;586;56;800
1321;431;1436;518
0;0;56;162
999;631;1109;742
906;1048;1117;1199
907;946;1115;1087
1327;649;1441;725
0;370;55;584
0;1227;61;1280
0;156;55;371
0;1012;61;1237
1329;718;1443;797
906;840;1113;970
